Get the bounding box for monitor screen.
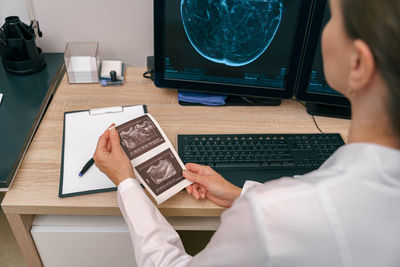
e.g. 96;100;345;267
307;3;342;97
296;0;351;110
154;0;313;100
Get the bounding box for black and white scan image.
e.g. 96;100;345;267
181;0;283;66
146;159;177;185
136;149;184;196
116;115;165;160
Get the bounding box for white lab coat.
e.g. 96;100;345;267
118;143;400;267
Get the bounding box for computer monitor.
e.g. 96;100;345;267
295;0;351;119
154;0;313;105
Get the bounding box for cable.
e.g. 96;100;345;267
143;70;153;79
240;96;255;105
292;99;325;134
311;113;325;134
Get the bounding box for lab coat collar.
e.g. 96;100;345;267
320;143;400;185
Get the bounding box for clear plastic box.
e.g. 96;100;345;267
64;42;100;83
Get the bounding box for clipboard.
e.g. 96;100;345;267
59;105;147;197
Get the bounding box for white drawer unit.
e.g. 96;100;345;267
31;215;136;267
31;215;220;266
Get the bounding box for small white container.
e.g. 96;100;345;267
64;42;100;83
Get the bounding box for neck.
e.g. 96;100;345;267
348;123;400;149
348;98;400;149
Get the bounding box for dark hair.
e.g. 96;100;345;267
341;0;400;136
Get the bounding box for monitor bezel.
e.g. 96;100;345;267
295;0;351;107
154;0;313;100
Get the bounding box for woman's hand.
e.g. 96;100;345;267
183;163;242;208
93;125;134;186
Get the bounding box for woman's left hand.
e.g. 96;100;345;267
93;125;134;186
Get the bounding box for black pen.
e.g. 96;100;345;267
79;158;95;177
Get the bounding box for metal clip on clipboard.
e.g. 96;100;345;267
89;106;124;116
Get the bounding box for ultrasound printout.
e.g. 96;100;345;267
117;115;165;160
116;114;192;204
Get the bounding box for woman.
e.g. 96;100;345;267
94;0;400;266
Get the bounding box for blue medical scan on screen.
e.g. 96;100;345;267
181;0;283;67
164;0;301;89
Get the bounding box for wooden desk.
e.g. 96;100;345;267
1;67;351;266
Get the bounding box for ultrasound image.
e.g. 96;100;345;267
119;120;154;150
181;0;283;66
117;115;165;160
146;159;177;185
136;149;185;196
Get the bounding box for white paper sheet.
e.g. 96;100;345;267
61;105;146;196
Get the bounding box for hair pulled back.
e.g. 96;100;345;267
341;0;400;135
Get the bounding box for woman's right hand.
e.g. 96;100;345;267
183;163;242;208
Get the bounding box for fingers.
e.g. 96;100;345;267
186;183;206;200
182;169;203;183
109;127;122;152
185;163;204;173
185;185;193;194
185;163;217;177
198;186;206;199
95;123;115;151
191;184;202;200
96;129;110;152
106;139;112;151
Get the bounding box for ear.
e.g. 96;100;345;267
347;40;376;93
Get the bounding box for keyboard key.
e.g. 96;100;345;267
282;161;295;167
270;162;282;167
184;157;198;163
216;162;260;168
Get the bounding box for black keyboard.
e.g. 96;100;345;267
178;134;345;187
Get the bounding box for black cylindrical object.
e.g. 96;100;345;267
0;16;45;74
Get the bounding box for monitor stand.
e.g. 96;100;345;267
306;103;351;119
179;95;281;106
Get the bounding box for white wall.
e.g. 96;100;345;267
0;0;153;66
0;0;29;24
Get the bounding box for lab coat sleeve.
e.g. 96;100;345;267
118;178;192;267
241;180;262;195
118;178;268;267
187;186;268;266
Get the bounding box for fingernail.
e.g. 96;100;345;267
110;128;117;136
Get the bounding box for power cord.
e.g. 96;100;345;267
292;99;325;134
143;56;155;80
143;70;153;79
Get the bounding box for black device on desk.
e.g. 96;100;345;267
0;16;46;75
295;0;351;119
178;134;345;187
0;53;64;190
154;0;313;106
